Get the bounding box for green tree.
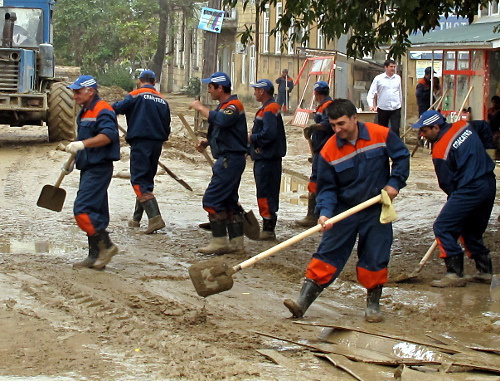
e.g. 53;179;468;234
227;0;497;59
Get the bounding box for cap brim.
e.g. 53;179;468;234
67;84;82;90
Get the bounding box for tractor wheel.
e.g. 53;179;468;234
47;82;77;142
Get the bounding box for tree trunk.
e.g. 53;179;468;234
152;0;169;84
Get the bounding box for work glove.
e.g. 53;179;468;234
65;141;85;154
61;160;75;175
379;189;398;224
303;125;314;140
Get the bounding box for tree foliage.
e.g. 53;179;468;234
226;0;496;59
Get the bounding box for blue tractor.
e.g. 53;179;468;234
0;0;76;141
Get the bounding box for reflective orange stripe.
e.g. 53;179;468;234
436;237;447;258
257;198;271;218
305;258;337;285
308;181;317;194
459;236;471;258
133;184;143;197
357;266;387;289
203;206;217;215
75;213;96;235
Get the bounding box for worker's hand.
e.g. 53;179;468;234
370;106;377;112
318;216;333;232
189;100;203;111
383;185;399;201
65;141;85;154
303;125;314;140
196;140;208;153
61;160;75;175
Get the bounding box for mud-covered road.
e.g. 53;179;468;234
0;95;498;380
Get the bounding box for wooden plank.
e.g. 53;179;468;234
315;353;365;380
256;349;301;371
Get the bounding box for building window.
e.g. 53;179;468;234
249;45;256;84
287;25;294;55
263;5;270;53
275;2;283;54
317;28;325;50
241;50;246;84
479;1;499;17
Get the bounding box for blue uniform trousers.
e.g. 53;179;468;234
308;204;392;290
434;174;495;258
130;139;163;196
203;154;245;215
253;158;282;218
74;163;113;235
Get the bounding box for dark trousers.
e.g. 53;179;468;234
203;154;246;215
377;108;401;136
74;163;113;235
130;139;163;196
434;174;495;258
253;158;282;218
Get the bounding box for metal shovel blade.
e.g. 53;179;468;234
243;210;260;240
37;185;67;212
188;257;235;297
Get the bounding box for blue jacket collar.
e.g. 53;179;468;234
336;121;370;148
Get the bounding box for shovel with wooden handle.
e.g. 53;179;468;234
189;194;382;297
393;240;438;283
37;153;76;212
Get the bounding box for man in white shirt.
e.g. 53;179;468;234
367;60;402;136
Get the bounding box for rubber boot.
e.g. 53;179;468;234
73;234;100;269
283;278;323;318
198;214;234;254
93;230;119;270
365;285;384;323
295;193;317;227
470;253;493;283
258;216;277;241
431;255;467;287
128;199;144;228
227;213;244;253
142;197;165;234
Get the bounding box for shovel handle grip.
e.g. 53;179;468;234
233;195;382;272
418;240;438;266
54;153;76;188
178;113;214;167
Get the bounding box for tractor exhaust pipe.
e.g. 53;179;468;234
2;12;16;48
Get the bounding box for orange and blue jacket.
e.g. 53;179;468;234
75;97;120;170
249;98;286;160
112;84;170;142
207;94;248;159
432;120;495;196
311;96;334;153
316;122;410;217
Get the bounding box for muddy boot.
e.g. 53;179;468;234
470;253;493;283
198;213;234;254
295;193;317;227
128;199;143;228
93;230;119;270
365;285;384;323
227;213;244;253
431;255;467;287
283;278;323;318
258;216;277;241
142;197;165;234
73;234;100;269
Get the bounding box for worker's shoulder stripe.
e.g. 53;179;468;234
317;99;333;113
129;87;165;99
222;99;244;112
81;100;114;119
323;142;387;166
256;102;280;117
432;120;469;160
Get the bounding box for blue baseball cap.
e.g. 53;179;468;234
67;75;98;90
313;81;329;91
412;110;446;129
139;69;155;80
250;79;274;91
201;71;231;87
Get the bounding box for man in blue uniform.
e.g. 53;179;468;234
412;110;496;287
297;81;334;227
249;79;287;240
284;99;410;322
112;70;171;234
275;69;294;114
189;72;248;254
65;75;120;269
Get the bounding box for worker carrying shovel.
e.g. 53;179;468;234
284;99;410;323
412;110;496;287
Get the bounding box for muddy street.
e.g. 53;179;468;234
0;94;499;380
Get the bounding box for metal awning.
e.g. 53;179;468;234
409;21;500;50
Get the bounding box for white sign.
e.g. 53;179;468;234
198;7;224;33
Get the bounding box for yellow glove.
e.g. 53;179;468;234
380;189;398;224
